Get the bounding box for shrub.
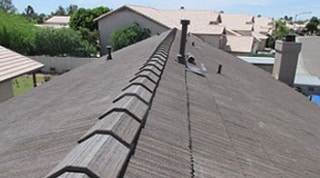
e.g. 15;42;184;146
110;22;151;51
34;28;96;57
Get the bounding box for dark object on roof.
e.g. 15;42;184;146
1;28;320;178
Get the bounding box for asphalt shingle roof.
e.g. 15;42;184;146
1;28;320;178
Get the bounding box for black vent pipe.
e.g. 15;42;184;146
178;19;190;65
107;45;112;60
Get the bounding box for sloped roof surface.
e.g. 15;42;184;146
0;46;44;82
1;28;320;178
45;16;70;24
297;37;320;78
97;5;224;35
220;13;254;31
225;35;254;53
254;17;273;34
129;5;223;35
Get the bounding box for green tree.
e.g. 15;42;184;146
266;20;291;48
0;0;16;13
305;16;319;35
53;5;67;16
0;11;39;54
67;4;78;15
110;22;151;51
33;28;96;57
69;6;110;31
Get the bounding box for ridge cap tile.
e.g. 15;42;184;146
47;134;130;178
78;112;141;148
114;85;153;104
123;77;157;93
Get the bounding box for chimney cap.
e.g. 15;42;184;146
181;19;190;25
283;35;296;42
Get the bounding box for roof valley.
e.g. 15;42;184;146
46;30;177;178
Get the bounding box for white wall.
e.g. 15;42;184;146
30;56;96;74
98;8;169;55
0;80;13;102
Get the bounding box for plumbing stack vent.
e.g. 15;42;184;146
217;64;222;74
178;19;190;65
107;45;112;60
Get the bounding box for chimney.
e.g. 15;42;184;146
106;45;112;60
178;19;190;65
272;35;302;86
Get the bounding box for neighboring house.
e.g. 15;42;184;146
224;35;256;55
95;5;226;55
253;17;273;51
36;16;70;28
295;36;320;95
254;17;273;35
1;28;320;177
252;31;269;51
0;46;44;102
220;13;254;36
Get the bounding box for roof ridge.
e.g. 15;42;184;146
46;29;177;178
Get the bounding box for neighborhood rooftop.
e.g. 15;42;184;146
95;4;273;55
0;45;44;82
1;27;320;178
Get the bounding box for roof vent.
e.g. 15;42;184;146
185;53;206;76
107;45;112;60
177;19;190;65
217;64;222;74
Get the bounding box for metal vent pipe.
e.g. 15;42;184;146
178;19;190;64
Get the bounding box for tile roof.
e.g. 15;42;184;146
254;17;273;34
95;5;224;35
252;31;268;40
0;45;44;82
220;13;254;31
224;35;254;53
45;16;70;24
1;28;320;178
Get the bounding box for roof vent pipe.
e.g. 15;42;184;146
217;64;222;74
178;19;190;65
107;45;112;60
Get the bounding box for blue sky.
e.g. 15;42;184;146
12;0;319;20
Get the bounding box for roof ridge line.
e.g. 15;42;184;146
46;29;177;178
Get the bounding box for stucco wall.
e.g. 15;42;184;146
195;34;224;49
98;8;169;55
0;80;13;103
30;56;96;74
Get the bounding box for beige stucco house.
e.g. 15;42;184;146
95;5;226;55
36;16;70;29
95;5;273;55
